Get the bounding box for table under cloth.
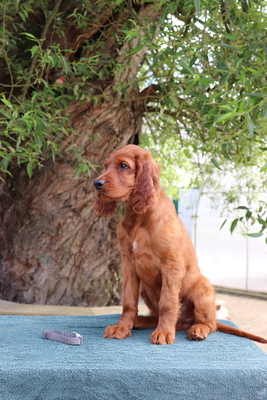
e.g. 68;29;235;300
0;314;267;400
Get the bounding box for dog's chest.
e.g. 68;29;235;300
131;240;137;254
118;224;150;256
124;228;159;266
121;234;148;257
118;221;162;284
118;214;160;262
126;228;151;257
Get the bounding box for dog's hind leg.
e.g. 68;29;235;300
133;315;158;329
187;275;217;341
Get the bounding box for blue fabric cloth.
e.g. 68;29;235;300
0;314;266;400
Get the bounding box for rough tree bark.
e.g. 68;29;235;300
0;2;160;306
0;98;143;306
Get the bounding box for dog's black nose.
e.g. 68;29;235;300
94;179;106;190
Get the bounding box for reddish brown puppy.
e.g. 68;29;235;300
94;144;267;345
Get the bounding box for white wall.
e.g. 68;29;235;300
178;190;267;293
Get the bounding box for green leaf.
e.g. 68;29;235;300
246;232;263;238
0;169;13;177
250;216;256;226
169;94;179;108
219;43;236;50
236;206;249;210
180;62;195;75
220;219;227;230
260;162;267;172
240;0;251;12
21;32;38;42
199;77;214;86
121;29;140;38
230;218;239;234
211;158;222;170
19;11;26;22
160;5;169;23
219;73;230;86
74;164;83;178
238;101;246;113
129;43;144;56
26;162;33;178
247;93;267;98
248;122;254;139
257;215;267;226
183;78;197;94
215;112;235;123
245;210;252;221
183;149;191;158
246;68;260;74
164;97;172;107
194;0;201;14
30;45;39;57
244;115;255;139
1;97;13;108
223;34;240;40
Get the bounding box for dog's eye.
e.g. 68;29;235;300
119;163;129;170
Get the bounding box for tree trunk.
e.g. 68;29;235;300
0;95;143;306
0;1;162;306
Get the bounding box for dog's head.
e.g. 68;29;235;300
94;145;160;217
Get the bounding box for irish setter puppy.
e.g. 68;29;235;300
94;144;267;345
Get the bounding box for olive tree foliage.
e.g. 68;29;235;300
1;0;267;242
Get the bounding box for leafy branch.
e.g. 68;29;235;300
221;201;267;243
21;0;64;101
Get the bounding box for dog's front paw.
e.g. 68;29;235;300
104;324;132;339
150;330;175;345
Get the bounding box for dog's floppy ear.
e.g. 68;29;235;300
94;197;117;217
130;153;160;214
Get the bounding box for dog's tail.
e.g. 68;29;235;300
217;322;267;343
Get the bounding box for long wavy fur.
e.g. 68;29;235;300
94;197;117;217
129;153;160;214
